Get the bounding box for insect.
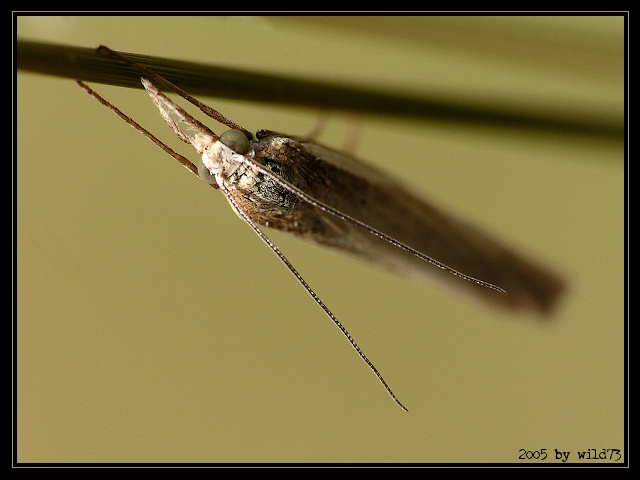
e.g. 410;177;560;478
77;46;564;411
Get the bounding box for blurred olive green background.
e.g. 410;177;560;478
16;16;624;463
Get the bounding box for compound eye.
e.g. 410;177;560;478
219;129;250;155
198;160;217;185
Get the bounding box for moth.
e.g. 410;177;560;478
77;46;564;411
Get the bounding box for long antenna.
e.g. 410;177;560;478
77;78;409;411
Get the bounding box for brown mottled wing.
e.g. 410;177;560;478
260;135;564;315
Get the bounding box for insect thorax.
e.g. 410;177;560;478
211;141;303;230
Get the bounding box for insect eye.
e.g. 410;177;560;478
220;129;250;155
198;160;217;185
